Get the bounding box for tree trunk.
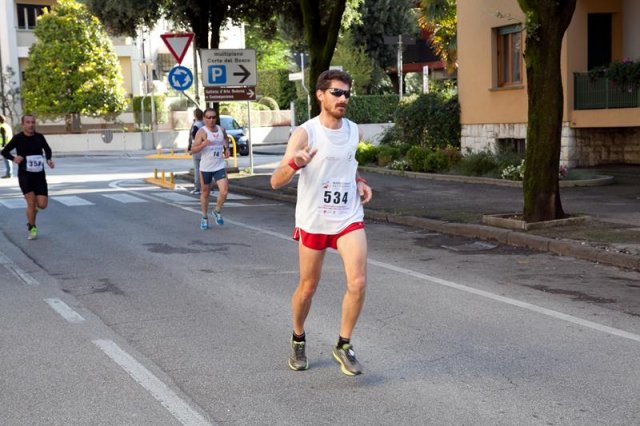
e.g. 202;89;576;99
517;0;576;222
300;0;346;117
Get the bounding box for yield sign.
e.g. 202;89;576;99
161;32;194;64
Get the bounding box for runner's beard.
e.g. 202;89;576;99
324;103;347;119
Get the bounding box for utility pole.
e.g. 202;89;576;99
384;35;416;100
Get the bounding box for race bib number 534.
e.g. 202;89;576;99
320;180;351;218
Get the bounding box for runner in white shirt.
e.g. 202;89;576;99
271;70;373;376
190;108;230;230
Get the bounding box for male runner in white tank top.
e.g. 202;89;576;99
191;108;230;230
271;70;373;376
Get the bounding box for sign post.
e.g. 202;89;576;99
200;48;258;173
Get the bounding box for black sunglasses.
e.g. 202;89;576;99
327;88;351;99
205;115;217;119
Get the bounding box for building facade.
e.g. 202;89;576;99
0;0;144;119
458;0;640;166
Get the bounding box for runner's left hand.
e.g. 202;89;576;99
358;181;372;204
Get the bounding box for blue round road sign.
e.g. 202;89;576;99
168;65;193;91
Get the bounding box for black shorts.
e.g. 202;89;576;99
18;171;48;196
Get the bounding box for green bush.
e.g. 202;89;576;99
424;150;449;173
378;125;401;146
394;93;460;149
356;141;379;165
441;145;463;169
377;145;401;167
406;145;430;172
453;150;500;177
293;94;399;125
131;95;167;124
257;69;297;109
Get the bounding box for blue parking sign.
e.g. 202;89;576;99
208;65;227;84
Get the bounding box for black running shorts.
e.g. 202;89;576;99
18;171;48;196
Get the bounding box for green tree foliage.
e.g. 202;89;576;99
245;24;290;71
299;0;349;117
22;0;127;131
351;0;417;93
331;30;373;94
418;0;457;73
517;0;576;222
87;0;290;50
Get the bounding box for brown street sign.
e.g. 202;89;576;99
204;86;256;102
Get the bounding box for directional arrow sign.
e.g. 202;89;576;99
204;86;256;102
161;33;194;64
200;49;257;87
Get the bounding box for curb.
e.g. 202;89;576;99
227;180;640;272
358;166;615;188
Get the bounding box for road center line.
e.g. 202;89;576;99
93;339;213;426
368;259;640;344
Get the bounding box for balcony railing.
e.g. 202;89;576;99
574;72;639;110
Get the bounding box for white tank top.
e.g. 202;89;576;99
199;125;226;172
295;116;363;234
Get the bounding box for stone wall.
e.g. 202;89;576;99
574;127;640;166
462;122;640;167
461;122;527;152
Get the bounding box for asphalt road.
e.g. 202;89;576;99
1;155;640;425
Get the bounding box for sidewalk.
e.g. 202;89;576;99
225;159;640;272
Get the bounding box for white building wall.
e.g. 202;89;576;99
0;0;22;116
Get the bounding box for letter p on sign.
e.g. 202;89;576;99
208;65;226;84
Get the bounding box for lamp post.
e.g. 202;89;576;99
384;34;416;100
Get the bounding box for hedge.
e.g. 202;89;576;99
293;94;400;125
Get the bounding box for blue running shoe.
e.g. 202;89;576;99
200;217;208;230
213;210;224;226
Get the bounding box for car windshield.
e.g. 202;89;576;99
220;116;241;130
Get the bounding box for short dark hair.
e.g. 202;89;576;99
315;69;352;91
21;114;35;123
194;108;203;120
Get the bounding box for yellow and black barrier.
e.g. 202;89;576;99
146;148;191;159
144;168;175;189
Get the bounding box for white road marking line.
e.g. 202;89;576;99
0;198;27;209
367;259;640;344
0;251;39;286
152;192;198;202
52;195;95;206
102;193;149;203
93;339;213;426
45;298;85;323
111;179;640;344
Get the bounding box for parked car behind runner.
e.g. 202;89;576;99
220;115;249;156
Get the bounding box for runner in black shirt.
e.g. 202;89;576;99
1;114;55;240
